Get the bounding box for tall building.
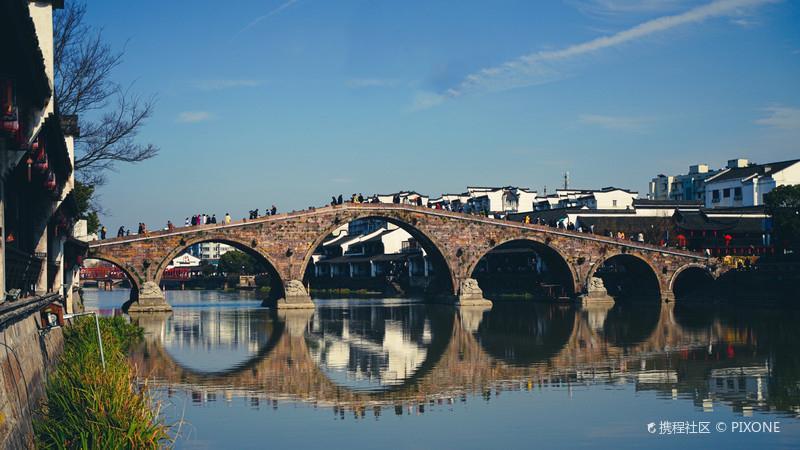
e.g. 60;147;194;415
189;242;235;263
648;164;720;202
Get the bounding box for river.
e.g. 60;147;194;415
81;288;800;449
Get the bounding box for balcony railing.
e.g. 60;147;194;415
4;247;43;298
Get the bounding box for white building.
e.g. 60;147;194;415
190;242;235;262
375;191;429;206
428;193;471;209
465;186;538;214
533;187;638;211
167;253;202;269
703;158;800;208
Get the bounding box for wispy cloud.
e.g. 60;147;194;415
177;111;212;123
194;79;263;91
579;114;650;131
346;78;402;89
571;0;696;16
433;0;775;106
411;91;446;111
233;0;300;39
755;106;800;130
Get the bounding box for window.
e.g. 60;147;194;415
612;200;617;207
723;188;730;198
734;187;742;200
712;190;720;202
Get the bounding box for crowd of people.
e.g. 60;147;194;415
247;205;278;219
96;205;282;240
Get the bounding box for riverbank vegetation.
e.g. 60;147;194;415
35;316;170;449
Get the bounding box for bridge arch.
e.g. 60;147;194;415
153;234;286;298
466;237;579;298
586;250;662;301
82;255;143;298
669;263;715;301
299;212;458;295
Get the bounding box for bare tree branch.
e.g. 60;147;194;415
54;1;159;186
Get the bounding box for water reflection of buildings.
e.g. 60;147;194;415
130;302;800;420
307;317;431;388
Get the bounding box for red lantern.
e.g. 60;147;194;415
33;140;48;173
44;172;56;191
724;234;733;247
1;79;18;134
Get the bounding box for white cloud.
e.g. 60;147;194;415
443;0;776;101
411;92;445;111
177;111;212;123
346;78;401;88
755;106;800;130
579;114;650;131
194;79;263;90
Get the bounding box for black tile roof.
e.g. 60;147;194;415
706;159;800;184
674;210;767;233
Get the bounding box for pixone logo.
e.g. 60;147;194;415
647;423;657;434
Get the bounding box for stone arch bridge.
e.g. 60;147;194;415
86;203;718;312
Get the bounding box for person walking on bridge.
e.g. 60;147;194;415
117;226;125;237
211;214;217;224
184;217;189;227
167;220;174;231
224;213;231;224
100;226;107;240
271;205;277;215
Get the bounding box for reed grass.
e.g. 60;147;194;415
35;316;171;449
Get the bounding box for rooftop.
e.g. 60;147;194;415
705;159;800;184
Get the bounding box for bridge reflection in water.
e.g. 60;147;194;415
128;298;800;417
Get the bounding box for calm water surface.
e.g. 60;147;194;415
82;289;800;449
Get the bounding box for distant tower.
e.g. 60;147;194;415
543;185;547;196
563;171;569;190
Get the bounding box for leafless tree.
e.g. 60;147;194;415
54;2;158;185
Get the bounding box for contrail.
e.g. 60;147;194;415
445;0;776;99
232;0;300;40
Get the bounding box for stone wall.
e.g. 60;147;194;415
0;307;63;449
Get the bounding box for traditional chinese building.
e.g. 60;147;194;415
1;0;84;311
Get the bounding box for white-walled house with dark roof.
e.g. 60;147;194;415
703;159;800;208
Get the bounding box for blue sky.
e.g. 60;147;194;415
82;0;800;229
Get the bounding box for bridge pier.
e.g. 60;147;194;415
578;276;615;307
456;278;492;307
126;281;173;313
660;290;675;303
275;280;315;309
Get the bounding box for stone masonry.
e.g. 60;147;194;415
87;203;717;310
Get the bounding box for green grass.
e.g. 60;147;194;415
34;316;171;449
